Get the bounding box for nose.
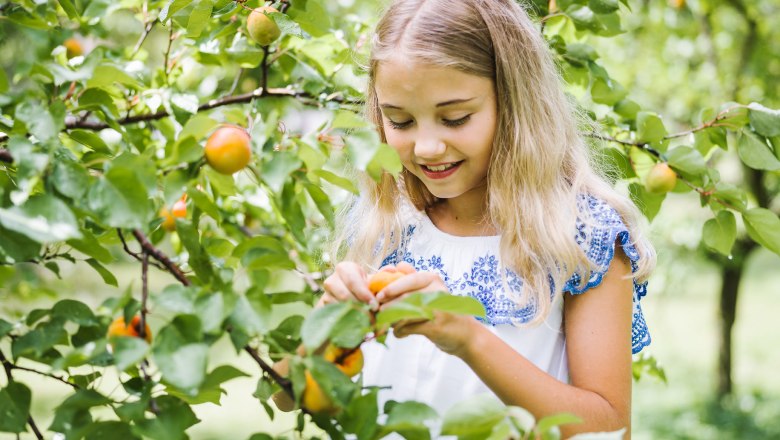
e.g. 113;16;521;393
413;128;446;159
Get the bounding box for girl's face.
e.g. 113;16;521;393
374;60;497;204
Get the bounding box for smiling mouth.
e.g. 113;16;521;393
420;161;463;173
420;161;463;179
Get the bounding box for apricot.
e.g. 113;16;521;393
63;38;83;58
160;197;187;231
107;315;152;344
247;6;281;46
368;269;406;295
323;344;364;378
645;163;677;194
301;371;337;414
204;125;252;175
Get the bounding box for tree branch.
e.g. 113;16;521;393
131;229;191;286
0;350;44;440
117;229;166;271
243;345;293;397
0;148;12;163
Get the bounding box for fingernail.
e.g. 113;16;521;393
376;293;385;302
369;299;379;311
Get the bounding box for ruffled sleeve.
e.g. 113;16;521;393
562;195;651;354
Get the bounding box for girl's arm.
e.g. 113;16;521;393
388;248;634;438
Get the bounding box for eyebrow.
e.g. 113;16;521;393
379;97;476;110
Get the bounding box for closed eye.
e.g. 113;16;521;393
387;119;413;130
443;114;471;127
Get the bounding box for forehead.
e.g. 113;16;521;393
374;59;494;107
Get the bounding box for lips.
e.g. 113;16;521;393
420;161;463;179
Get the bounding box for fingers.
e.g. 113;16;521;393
395;261;417;274
322;262;378;308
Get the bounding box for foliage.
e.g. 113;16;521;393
0;0;778;438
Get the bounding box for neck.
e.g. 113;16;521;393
427;188;495;236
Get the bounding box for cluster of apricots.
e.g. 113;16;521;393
106;315;152;351
298;267;413;413
159;194;188;232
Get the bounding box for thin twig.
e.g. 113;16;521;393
0;359;80;390
117;229;166;271
132;229;191;286
131;2;156;58
243;346;293;397
0;350;44;440
261;46;270;93
164;25;175;78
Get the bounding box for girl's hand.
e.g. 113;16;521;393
321;261;376;308
375;267;479;357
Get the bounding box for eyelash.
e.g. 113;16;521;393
387;115;471;130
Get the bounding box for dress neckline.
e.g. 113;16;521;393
418;210;501;244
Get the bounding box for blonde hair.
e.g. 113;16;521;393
331;0;656;323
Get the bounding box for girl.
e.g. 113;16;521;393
322;0;655;437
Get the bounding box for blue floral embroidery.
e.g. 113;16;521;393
380;195;651;354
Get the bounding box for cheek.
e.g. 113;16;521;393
384;131;413;160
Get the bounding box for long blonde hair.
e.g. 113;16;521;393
331;0;656;323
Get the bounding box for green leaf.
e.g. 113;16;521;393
287;0;332;37
160;0;194;22
590;76;627;106
229;290;272;337
666;146;707;176
52;299;98;326
702;211;736;256
78;87;119;118
86;258;119;287
57;0;80;20
12;321;69;359
628;183;665;222
311;169;358;194
262;151;301;193
747;102;780;137
15;100;60;142
0;67;8;93
301;302;352;350
52;159;93;200
737;131;780;171
68;230;114;264
0;195;82;243
171;365;249;405
134;396;200;440
0;382;31;434
743;208;780;256
87;65;144;90
376;292;485;327
536;413;582;435
87;167;154;229
441;394;506;437
366;142;403;181
154;343;209;394
589;0;619;13
381;401;438;440
186;186;221;221
186;0;213;38
84;421;141;440
305;182;335;227
346;129;381;171
0;319;13;338
636;111;668;144
111;336;150;371
68;129;111;153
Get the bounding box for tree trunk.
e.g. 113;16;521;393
716;263;742;399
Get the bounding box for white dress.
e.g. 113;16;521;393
361;195;651;417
